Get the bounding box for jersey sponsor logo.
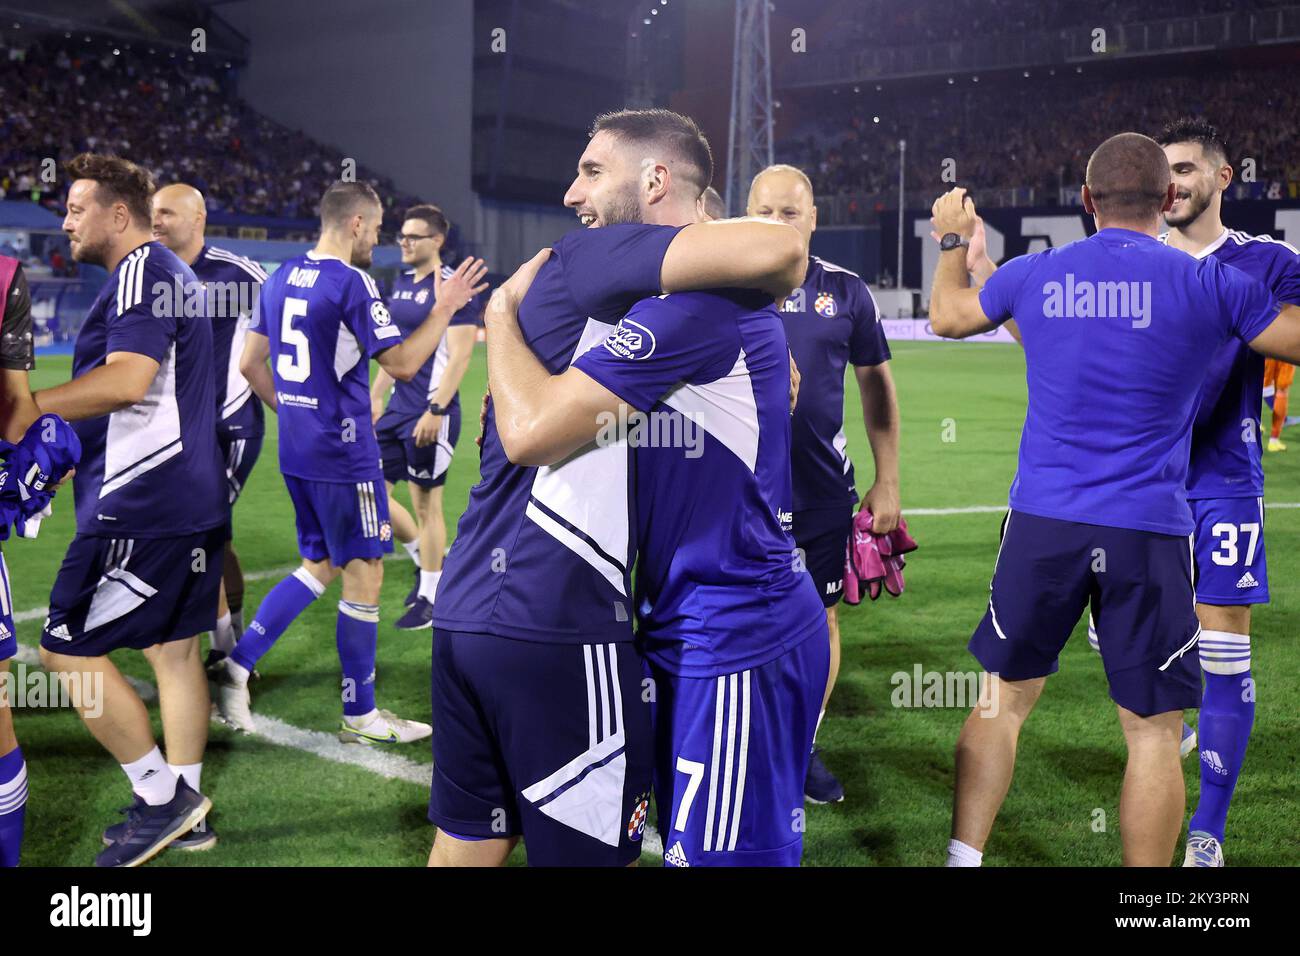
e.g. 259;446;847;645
602;319;657;361
627;793;649;842
813;291;837;317
371;301;393;326
1236;571;1259;589
664;840;690;867
415;289;429;305
276;392;320;409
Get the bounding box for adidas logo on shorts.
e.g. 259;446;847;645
46;622;72;641
664;841;691;867
1236;571;1259;589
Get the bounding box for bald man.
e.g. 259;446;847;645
152;185;269;670
929;132;1300;866
747;164;900;805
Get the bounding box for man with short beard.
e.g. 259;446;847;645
427;109;808;867
151;183;269;670
34;153;224;866
1155;118;1300;867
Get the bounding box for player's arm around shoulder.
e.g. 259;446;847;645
928;189;1001;338
485;251;628;467
661;218;807;300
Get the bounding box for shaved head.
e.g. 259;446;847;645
1084;132;1172;223
746;163;817;247
151;182;208;262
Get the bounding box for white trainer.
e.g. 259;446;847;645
212;661;256;734
339;708;432;745
1182;831;1224;867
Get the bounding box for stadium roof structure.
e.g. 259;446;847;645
0;0;248;62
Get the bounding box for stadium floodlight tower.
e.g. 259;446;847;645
724;0;774;217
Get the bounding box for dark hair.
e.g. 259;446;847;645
404;203;450;239
66;152;154;227
1085;132;1171;220
319;181;382;229
590;108;714;196
1155;117;1230;165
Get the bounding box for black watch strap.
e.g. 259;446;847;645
427;402;447;416
939;232;969;252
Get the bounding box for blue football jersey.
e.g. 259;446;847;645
433;224;681;644
1168;229;1300;500
191;245;268;440
781;256;891;512
70;241;226;536
253;252;400;483
978;228;1281;536
574;290;826;678
376;266;482;425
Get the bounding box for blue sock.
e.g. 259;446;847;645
1188;631;1254;843
337;601;378;718
0;746;28;868
231;568;325;673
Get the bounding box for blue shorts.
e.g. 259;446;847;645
378;407;460;490
0;551;14;663
649;630;829;868
1190;496;1268;606
284;475;392;566
792;507;852;608
429;629;653;866
218;431;263;506
39;530;225;658
970;511;1200;717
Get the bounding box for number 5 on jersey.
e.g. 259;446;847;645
278;297;311;383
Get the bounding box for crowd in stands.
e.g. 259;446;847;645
0;32;419;228
779;64;1300;219
802;0;1295;49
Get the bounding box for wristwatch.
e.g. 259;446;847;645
427;402;447;416
939;232;969;252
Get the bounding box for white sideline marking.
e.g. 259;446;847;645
10;642;429;784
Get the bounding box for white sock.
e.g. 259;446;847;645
418;569;442;603
946;838;983;867
167;762;203;793
226;659;251;686
122;747;178;806
813;708;826;748
402;539;420;564
212;612;235;655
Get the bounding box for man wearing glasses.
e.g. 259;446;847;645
370;205;485;629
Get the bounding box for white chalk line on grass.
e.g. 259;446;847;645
10;642;431;785
9;553;429;784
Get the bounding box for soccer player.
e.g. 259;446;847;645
368;204;483;630
1263;359;1292;451
34;153;224;866
0;251;40;867
427;108;807;867
214;181;486;744
1155;118;1300;866
928;133;1300;867
150;183;269;662
747;164;900;804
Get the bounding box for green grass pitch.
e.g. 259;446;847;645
9;342;1299;866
